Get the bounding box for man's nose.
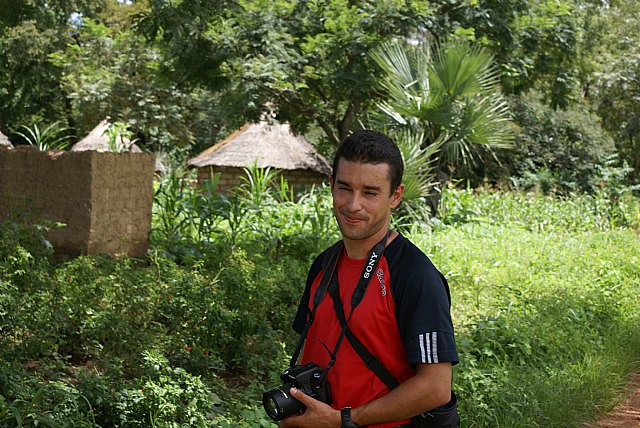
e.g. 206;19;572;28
347;192;363;211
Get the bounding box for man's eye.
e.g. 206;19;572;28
365;191;378;196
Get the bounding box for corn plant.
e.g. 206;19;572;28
236;163;279;207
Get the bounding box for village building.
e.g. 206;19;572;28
71;119;166;174
187;121;331;194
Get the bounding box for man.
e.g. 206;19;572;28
282;130;458;428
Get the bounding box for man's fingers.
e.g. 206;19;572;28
290;387;313;406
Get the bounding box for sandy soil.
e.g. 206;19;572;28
584;372;640;428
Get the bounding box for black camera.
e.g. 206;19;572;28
262;362;332;421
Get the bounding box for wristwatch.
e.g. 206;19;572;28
341;407;358;428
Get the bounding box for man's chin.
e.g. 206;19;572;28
338;224;369;241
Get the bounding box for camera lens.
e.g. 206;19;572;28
262;383;303;421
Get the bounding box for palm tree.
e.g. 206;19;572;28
371;38;515;178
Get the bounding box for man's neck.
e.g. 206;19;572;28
343;229;396;260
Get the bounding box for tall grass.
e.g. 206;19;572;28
437;185;640;233
412;188;640;427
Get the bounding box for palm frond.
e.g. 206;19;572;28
429;39;500;99
394;129;440;202
372;37;515;172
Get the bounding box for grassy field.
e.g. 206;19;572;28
421;226;640;426
425;188;640;426
1;181;639;427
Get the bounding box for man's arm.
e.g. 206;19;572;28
279;362;452;428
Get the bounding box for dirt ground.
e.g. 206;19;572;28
584;371;640;427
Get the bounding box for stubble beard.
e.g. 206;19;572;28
335;212;388;243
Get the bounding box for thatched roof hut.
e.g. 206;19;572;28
188;121;331;174
187;121;331;193
0;130;13;149
71;119;141;153
71;119;166;173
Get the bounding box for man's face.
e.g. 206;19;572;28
330;159;404;244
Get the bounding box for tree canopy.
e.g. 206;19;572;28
0;0;638;189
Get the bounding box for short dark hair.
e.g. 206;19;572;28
332;129;404;194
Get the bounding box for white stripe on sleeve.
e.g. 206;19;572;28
432;332;439;363
419;333;426;363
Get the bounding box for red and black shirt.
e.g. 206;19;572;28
292;233;458;428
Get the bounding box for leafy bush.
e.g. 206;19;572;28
483;92;618;192
114;351;221;427
1;174;639;427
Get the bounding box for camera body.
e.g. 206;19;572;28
262;362;332;421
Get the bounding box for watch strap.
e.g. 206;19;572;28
341;407;358;428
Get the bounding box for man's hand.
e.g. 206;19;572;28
279;387;342;428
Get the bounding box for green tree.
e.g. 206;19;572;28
135;0;234;91
49;17;223;153
0;0;248;155
502;92;616;193
139;0;435;146
427;0;592;109
590;0;640;182
0;0;108;131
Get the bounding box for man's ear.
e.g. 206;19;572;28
390;183;404;209
329;175;334;189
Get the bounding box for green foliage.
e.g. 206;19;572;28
143;0;436;145
0;359;99;427
50;17;212;153
2;181;640;426
591;0;640;183
151;167;339;262
0;18;66;128
1;0;639;195
437;184;640;233
499;92;617;192
429;0;588;109
0;0;109;128
13;120;73;150
150;167;246;259
416;214;640;426
115;350;220;427
104;121;138;153
371;38;515;177
236;163;279;207
505;0;583;108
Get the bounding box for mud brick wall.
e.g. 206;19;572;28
196;166;329;194
0;147;155;257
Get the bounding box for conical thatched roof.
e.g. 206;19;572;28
187;121;331;175
71;119;169;173
0;130;13;149
71;119;142;153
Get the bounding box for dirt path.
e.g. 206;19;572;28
584;372;640;427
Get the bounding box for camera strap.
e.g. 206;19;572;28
288;239;342;368
321;230;390;379
288;230;389;369
328;280;400;390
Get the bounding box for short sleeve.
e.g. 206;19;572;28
388;237;458;366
